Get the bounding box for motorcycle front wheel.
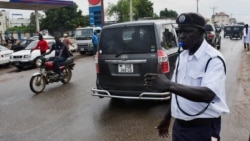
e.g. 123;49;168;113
30;75;46;94
61;68;72;84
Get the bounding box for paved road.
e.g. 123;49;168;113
221;44;250;141
0;37;250;141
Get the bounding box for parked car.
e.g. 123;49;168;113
223;25;232;38
0;45;13;66
10;39;34;52
9;39;55;69
9;35;56;52
91;20;179;100
204;23;221;49
230;25;244;40
29;35;55;40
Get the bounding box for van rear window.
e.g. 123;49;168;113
204;24;213;31
99;25;156;54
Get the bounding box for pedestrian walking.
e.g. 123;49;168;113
92;31;98;55
0;33;3;45
5;34;9;45
32;34;48;56
1;33;5;45
144;12;230;141
243;24;250;50
10;32;15;45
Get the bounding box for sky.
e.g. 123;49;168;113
1;0;250;24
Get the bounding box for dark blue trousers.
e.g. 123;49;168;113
48;57;66;75
172;117;221;141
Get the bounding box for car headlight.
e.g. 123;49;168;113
24;55;31;58
36;59;42;67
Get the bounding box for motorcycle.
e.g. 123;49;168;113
29;55;75;94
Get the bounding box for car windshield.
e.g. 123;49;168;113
25;40;38;50
224;27;231;31
99;25;156;54
19;39;32;47
75;29;93;39
29;36;54;40
0;45;9;51
232;27;241;31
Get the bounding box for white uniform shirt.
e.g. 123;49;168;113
243;27;250;43
171;40;230;121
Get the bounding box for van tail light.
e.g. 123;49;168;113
95;52;99;73
157;49;169;74
207;32;214;39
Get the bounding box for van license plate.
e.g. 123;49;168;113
118;64;133;73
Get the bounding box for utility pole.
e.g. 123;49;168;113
210;7;217;24
196;0;199;13
210;6;217;15
129;0;132;21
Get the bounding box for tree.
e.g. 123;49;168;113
40;2;88;35
28;12;43;33
106;0;130;22
134;0;153;20
159;8;178;19
106;0;153;22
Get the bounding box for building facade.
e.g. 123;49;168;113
0;10;9;34
0;10;30;34
211;12;230;27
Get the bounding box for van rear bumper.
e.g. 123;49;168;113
91;88;171;100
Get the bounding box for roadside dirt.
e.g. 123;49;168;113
228;50;250;140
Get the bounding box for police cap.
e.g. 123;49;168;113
176;12;206;31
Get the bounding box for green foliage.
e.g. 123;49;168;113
134;0;153;20
40;2;89;35
159;8;178;19
6;25;35;33
106;0;153;22
106;0;130;22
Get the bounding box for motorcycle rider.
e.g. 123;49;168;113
45;35;70;79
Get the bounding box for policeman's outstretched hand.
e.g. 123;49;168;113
155;119;171;138
144;73;171;92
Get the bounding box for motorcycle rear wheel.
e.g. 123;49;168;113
30;75;46;94
61;68;72;84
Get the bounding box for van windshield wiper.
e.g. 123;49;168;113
115;51;145;57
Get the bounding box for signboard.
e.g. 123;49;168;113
88;0;102;27
88;0;100;6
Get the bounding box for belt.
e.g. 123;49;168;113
175;118;217;127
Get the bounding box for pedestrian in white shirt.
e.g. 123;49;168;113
243;24;250;50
